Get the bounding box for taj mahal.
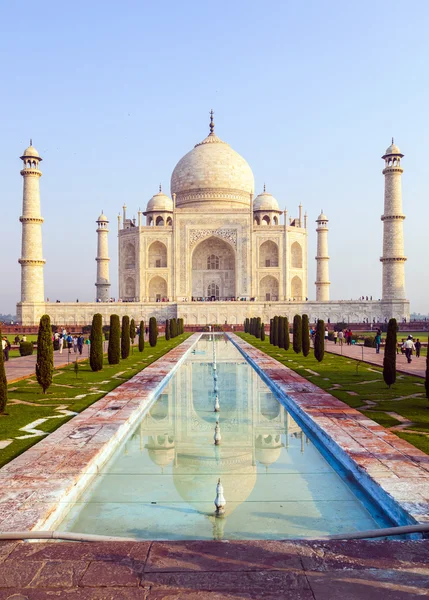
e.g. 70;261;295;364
16;112;410;326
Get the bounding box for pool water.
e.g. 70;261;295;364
58;335;391;540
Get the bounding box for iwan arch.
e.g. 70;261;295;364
16;119;410;326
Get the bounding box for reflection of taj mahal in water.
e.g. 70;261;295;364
17;114;410;325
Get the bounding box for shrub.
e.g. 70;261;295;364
327;332;335;342
272;316;279;346
165;319;170;341
0;325;7;413
283;317;290;351
278;316;284;348
364;336;376;348
36;314;54;392
260;322;265;341
90;313;103;372
138;320;145;352
130;319;136;345
383;318;397;388
149;317;158;347
121;316;130;360
293;315;302;354
19;341;34;356
302;314;310;357
108;314;120;364
314;319;325;362
53;339;60;351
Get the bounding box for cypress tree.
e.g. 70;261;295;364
121;316;130;360
108;314;120;364
149;316;158;347
170;318;176;338
302;314;310;357
245;318;250;334
0;325;8;413
383;318;397;388
260;322;265;341
256;317;261;338
249;318;253;336
89;313;103;372
283;317;290;351
130;319;136;347
278;316;284;349
269;319;273;344
293;315;302;354
272;316;279;346
138;320;145;352
314;319;325;362
425;336;429;404
35;314;54;393
165;319;170;341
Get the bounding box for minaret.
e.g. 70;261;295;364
19;141;45;303
315;210;330;301
95;212;111;301
381;139;406;300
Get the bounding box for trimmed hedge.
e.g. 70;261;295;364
314;319;325;362
149;317;158;347
278;316;284;349
302;314;310;357
90;313;104;372
130;319;136;345
272;316;279;346
165;319;170;341
383;318;397;388
261;322;265;341
108;314;121;365
121;316;130;360
283;317;290;351
138;320;145;352
0;325;7;413
19;341;34;356
293;315;302;354
36;314;54;393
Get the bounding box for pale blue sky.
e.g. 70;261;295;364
1;0;428;314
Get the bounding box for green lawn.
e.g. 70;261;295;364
238;333;429;455
0;334;190;468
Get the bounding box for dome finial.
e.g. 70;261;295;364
30;138;32;146
392;136;394;145
209;109;215;134
159;183;162;193
263;183;266;193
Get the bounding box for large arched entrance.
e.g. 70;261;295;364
191;237;235;300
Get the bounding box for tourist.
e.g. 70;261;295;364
73;335;78;353
375;330;382;354
333;330;338;344
402;336;415;364
22;334;27;342
415;339;422;358
324;327;328;341
77;334;84;355
2;337;9;361
14;335;20;344
58;334;64;354
67;333;73;350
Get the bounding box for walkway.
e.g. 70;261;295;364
0;538;427;598
5;342;109;384
324;340;426;378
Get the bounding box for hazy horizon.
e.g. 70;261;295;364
1;1;428;314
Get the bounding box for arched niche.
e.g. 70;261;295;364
149;275;167;301
148;241;167;268
191;236;235;299
291;275;303;300
156;216;164;226
259;240;279;268
291;242;303;268
125;276;135;299
259;275;279;301
124;243;135;269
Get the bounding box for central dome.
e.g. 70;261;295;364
171;115;254;209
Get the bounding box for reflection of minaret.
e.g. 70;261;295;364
381;139;406;300
96;213;111;301
315;211;330;301
19;141;46;303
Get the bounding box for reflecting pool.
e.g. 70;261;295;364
58;335;390;539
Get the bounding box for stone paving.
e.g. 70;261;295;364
324;340;426;378
229;334;429;527
0;539;428;598
0;335;199;533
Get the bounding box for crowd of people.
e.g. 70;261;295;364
53;329;89;354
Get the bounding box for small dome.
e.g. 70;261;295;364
21;144;40;158
147;189;173;212
383;140;403;157
253;190;280;212
97;213;108;222
317;211;328;221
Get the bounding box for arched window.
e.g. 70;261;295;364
291;275;303;300
148;241;167;268
254;216;260;225
124;243;135;269
259;241;279;268
166;217;173;226
156;216;164;226
207;254;220;270
207;282;220;299
291;242;303;269
273;216;278;225
262;215;270;226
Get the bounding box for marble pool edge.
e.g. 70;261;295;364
229;333;429;529
0;333;202;533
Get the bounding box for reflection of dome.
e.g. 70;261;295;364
173;449;256;516
255;446;282;466
148;447;175;467
170;116;254;209
253;191;280;212
147;188;173;212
